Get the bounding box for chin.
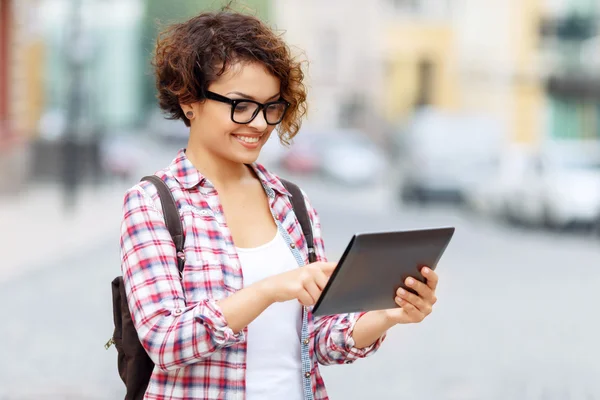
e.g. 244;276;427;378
228;134;269;164
235;150;262;165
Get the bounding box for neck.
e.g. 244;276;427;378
185;132;252;188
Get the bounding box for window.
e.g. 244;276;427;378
388;0;452;18
390;0;420;13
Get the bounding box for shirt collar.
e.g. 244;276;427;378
168;149;206;189
251;161;291;197
169;148;291;197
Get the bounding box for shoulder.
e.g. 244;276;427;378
122;166;183;214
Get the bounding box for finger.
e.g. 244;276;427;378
396;287;432;315
405;277;435;303
297;290;315;306
396;299;425;322
314;269;329;291
421;266;438;291
304;280;322;304
319;262;337;277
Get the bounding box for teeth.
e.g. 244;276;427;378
235;135;260;143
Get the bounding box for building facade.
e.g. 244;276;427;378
539;0;600;140
0;0;45;191
382;0;546;145
273;0;385;135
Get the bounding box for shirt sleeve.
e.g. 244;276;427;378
301;189;386;366
120;184;245;372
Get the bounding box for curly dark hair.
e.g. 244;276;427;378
152;10;307;144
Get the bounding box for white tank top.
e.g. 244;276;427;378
236;230;304;400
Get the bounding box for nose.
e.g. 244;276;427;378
248;109;268;132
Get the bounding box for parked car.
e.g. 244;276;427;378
395;107;504;204
318;128;386;186
278;128;386;184
279;130;321;174
465;145;534;217
502;140;600;229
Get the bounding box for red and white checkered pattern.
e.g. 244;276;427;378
120;149;385;399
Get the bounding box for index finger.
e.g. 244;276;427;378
422;266;438;290
319;262;337;277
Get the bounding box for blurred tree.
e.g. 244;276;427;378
140;0;271;113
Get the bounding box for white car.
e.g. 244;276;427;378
466;145;533;217
396;107;505;204
504;141;600;229
318;129;387;186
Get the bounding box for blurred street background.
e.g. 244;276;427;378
1;0;600;399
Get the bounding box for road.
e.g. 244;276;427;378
1;169;599;399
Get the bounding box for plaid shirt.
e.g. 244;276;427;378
120;149;385;400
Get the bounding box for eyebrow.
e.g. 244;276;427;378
226;91;280;101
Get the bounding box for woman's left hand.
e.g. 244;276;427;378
384;266;438;325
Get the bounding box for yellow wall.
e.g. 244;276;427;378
510;0;543;145
10;2;45;140
383;0;544;145
383;23;458;123
12;41;45;139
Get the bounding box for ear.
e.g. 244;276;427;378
181;101;204;122
181;104;195;121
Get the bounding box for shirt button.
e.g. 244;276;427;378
303;338;310;345
290;243;296;249
173;308;182;316
304;372;311;378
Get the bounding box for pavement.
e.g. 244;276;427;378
2;158;600;399
0;181;129;284
0;135;175;284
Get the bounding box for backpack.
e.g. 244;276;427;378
106;175;316;400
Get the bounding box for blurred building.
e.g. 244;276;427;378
39;0;145;136
381;0;545;145
456;0;545;145
275;0;553;149
539;0;600;140
273;0;386;136
381;0;457;119
0;1;7;139
0;0;45;192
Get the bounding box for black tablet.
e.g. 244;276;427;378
311;227;455;317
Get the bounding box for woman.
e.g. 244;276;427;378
120;9;439;400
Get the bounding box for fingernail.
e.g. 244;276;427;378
397;288;406;296
422;267;429;275
395;297;403;304
406;278;414;286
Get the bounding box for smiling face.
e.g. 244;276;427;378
184;61;282;165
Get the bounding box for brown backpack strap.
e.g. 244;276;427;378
280;179;316;263
140;175;185;274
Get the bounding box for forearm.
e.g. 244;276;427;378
217;281;274;334
351;310;395;349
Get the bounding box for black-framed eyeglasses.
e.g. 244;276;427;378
205;91;290;125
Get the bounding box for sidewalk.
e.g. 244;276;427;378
0;182;128;284
0;172;393;284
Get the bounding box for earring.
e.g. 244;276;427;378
186;111;194;119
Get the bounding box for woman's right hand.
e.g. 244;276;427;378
259;262;337;306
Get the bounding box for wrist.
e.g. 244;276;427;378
253;278;277;305
371;309;398;329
